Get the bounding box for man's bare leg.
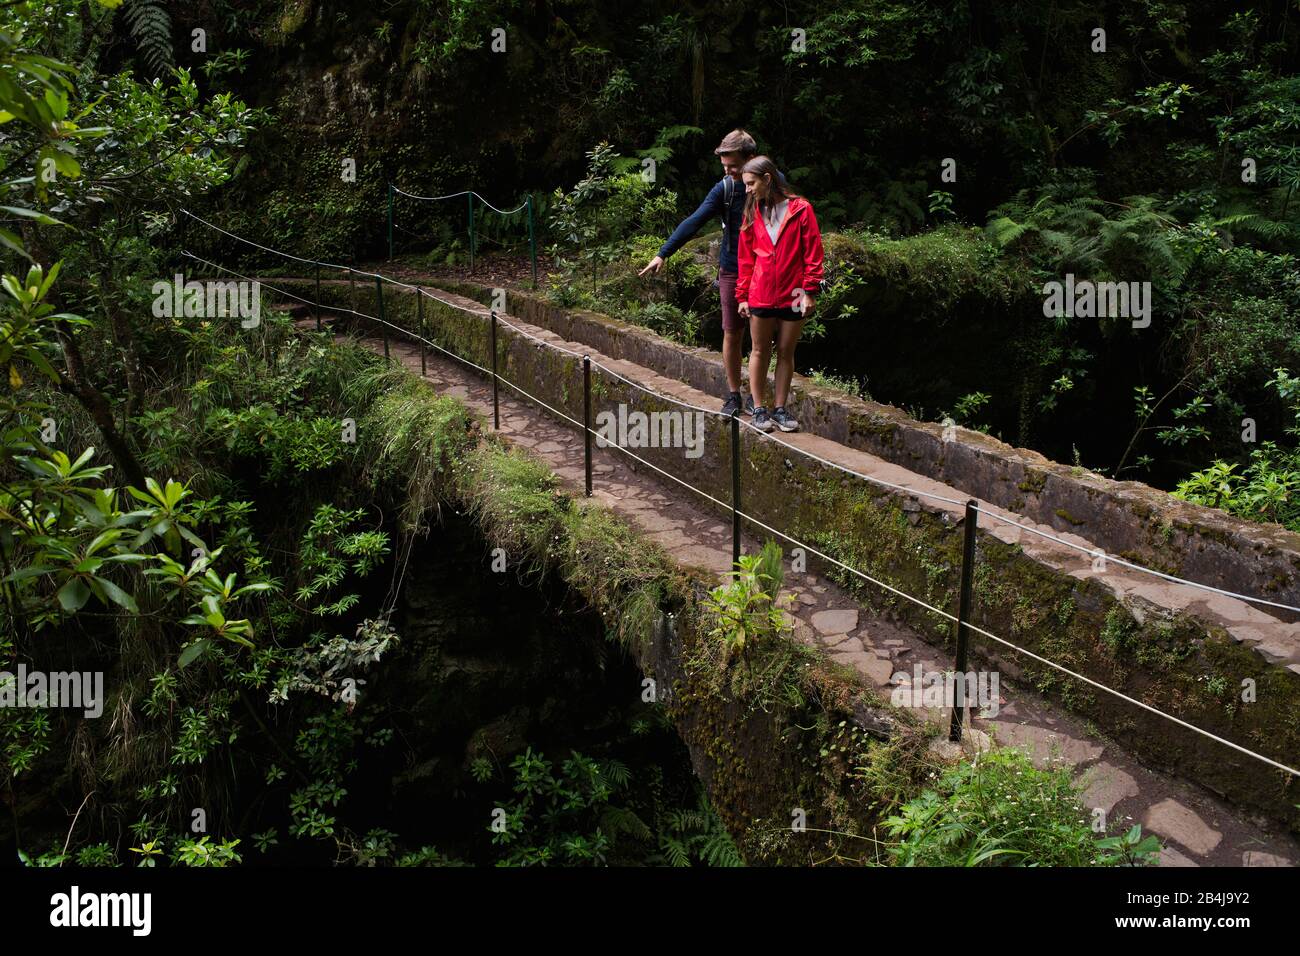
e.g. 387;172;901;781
722;328;744;393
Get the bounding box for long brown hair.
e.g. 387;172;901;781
740;155;799;230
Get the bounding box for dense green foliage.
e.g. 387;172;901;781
883;748;1161;867
0;1;740;868
194;0;1294;525
0;0;1287;870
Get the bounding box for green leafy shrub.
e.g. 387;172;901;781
488;746;741;867
1175;369;1300;531
883;747;1160;866
822;224;1035;323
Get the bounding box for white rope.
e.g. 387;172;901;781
737;415;972;507
497;377;584;430
734;507;961;623
956;615;1300;777
391;184;528;215
391;185;472;202
220;238;1289;780
369;275;500;331
422;338;492;377
584;426;737;514
724;504;1299;776
362;302;493;377
183;251;494;377
973;506;1300;615
472;192;529;216
372;282;588;373
180;209;371;276
182;252;379;323
496;314;586;359
589;354;970;508
560;426;1300;778
588;358;723;418
180;212;1300;620
182;252;327;312
586;349;1300;612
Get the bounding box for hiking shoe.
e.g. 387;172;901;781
745;394;756;416
719;392;743;417
752;406;774;432
771;406;799;432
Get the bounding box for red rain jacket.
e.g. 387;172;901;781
735;196;824;310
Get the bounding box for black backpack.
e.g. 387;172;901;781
721;176;738;257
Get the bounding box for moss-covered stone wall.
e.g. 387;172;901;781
281;284;924;862
435;280;1300;618
277;276;1300;833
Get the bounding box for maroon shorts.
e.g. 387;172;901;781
717;270;743;333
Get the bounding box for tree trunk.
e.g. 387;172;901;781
55;324;148;490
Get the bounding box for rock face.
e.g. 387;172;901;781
359;385;905;865
191;2;606;266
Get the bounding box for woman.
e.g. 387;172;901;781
735;155;824;433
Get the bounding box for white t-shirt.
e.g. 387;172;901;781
763;199;789;245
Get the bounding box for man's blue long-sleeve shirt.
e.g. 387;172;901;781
657;176;746;274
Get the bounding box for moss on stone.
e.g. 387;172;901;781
281;275;1300;835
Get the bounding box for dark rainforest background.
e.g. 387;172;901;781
0;0;1297;871
184;0;1300;507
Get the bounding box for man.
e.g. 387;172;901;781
640;129;763;417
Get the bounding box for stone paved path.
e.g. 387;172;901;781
289;299;1299;868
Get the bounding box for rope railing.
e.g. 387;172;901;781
180;206;1300;615
176;211;1300;779
971;505;1300;615
387;183;536;282
391;184;530;215
181;251;494;377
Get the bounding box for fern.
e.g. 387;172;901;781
698;829;744;867
598;805;652;842
653;793;744;867
1211;206;1296;243
124;0;174;77
658;835;691;867
654;124;705;146
987;186;1191;283
754;538;784;599
599;758;631;789
313;592;360;616
985;215;1031;248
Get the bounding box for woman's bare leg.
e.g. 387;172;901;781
774;318;805;407
748;316;776;408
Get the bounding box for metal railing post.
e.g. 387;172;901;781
375;276;389;360
949;499;980;742
468;193;476;272
583;355;593;497
527;193;537;288
731;411;741;568
387;183;394;261
418;291;426;376
314;262;321;331
490;308;499;429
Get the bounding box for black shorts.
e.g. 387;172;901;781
749;306;804;321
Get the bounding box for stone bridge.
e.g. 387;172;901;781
266;268;1299;867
